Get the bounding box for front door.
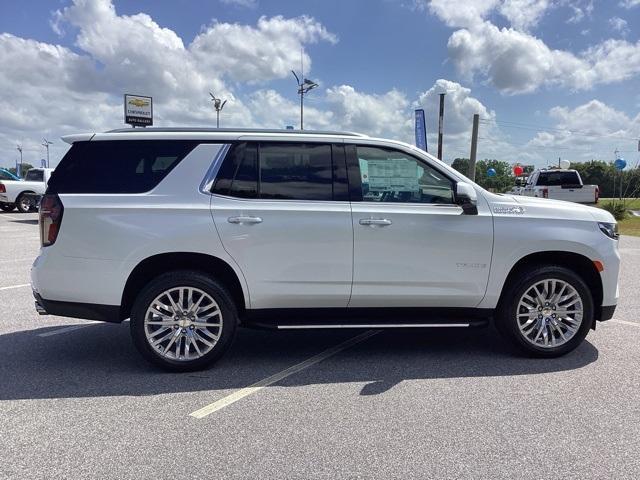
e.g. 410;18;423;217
210;141;353;309
347;144;493;308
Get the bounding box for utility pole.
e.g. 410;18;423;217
437;93;445;160
16;144;23;177
469;114;479;181
42;138;53;168
209;93;227;128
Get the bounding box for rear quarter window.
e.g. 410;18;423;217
47;140;197;194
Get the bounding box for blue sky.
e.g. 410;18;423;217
0;0;639;168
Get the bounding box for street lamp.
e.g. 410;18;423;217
16;144;23;177
209;92;228;128
42;138;53;168
292;71;318;130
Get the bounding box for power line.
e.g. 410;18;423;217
479;118;639;142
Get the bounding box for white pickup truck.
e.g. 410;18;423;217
0;168;54;212
517;169;599;204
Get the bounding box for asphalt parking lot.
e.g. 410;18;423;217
1;211;640;479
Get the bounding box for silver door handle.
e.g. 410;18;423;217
228;216;263;224
359;218;392;226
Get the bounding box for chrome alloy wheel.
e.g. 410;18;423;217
516;279;584;348
143;287;223;361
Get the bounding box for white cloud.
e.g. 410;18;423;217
609;16;629;35
499;0;549;30
423;0;550;29
426;0;500;28
220;0;258;8
447;22;640;94
527;100;640;161
191;15;337;83
620;0;640;8
0;0;339;166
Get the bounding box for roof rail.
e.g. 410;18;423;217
105;127;367;137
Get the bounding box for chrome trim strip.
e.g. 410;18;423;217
199;143;231;194
276;323;470;329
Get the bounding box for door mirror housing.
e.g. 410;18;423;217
455;182;478;215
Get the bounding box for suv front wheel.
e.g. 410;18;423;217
496;265;593;357
130;271;238;372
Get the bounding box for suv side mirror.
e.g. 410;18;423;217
455;181;478;215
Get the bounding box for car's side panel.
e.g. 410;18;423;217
211;196;354;308
478;195;620;309
31;144;251;308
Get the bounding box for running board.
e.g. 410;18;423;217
245;319;489;330
276;323;472;330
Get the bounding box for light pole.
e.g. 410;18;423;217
16;144;23;177
292;71;318;130
42;138;53;168
209;92;227;128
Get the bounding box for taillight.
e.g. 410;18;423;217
0;183;5;193
542;188;548;199
39;193;63;247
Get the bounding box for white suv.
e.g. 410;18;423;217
31;128;620;371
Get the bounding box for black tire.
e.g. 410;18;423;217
0;203;15;212
130;270;238;372
15;193;33;213
496;265;593;358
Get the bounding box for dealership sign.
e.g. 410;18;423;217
124;94;153;127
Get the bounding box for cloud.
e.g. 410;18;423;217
191;15;337;83
527;100;640;160
220;0;258;8
422;0;550;30
447;22;640;94
609;16;629;35
620;0;640;8
0;0;339;165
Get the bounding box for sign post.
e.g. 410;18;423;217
414;109;428;152
124;94;153;127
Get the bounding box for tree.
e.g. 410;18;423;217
451;158;470;177
8;163;34;178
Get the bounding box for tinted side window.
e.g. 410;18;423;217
229;143;258;198
48;140;196;194
212;142;338;201
0;171;15;180
355;146;454;204
25;170;44;182
537;171;580;186
259;143;332;200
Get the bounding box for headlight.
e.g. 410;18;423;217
598;222;619;240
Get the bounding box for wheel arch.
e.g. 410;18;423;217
498;251;603;323
120;252;248;321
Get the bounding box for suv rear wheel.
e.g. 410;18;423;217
496;265;593;357
130;271;238;372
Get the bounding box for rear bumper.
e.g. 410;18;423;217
34;291;122;323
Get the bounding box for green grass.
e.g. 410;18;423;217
599;198;640;210
598;198;640;236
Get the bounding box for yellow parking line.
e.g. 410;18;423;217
0;283;30;291
189;330;379;419
610;319;640;328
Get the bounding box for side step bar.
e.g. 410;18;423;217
276;323;472;330
246;319;489;330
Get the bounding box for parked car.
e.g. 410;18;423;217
0;167;54;212
508;176;528;196
0;168;21;211
516;168;599;204
31;128;619;371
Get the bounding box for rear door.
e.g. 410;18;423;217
210;141;353;309
347;144;493;308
